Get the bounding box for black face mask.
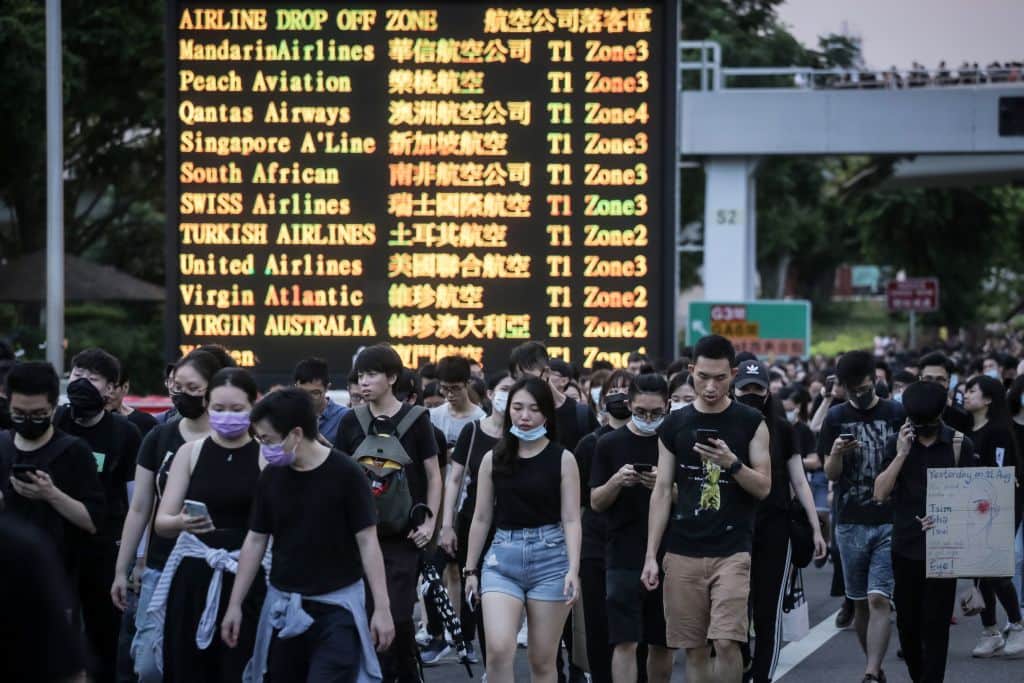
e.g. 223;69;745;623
11;413;52;440
851;386;876;411
67;378;107;422
605;394;632;420
171;391;206;420
737;392;768;413
0;395;11;430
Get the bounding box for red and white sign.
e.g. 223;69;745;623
886;278;939;313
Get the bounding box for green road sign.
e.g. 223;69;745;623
687;300;812;359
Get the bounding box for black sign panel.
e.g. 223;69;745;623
166;1;678;375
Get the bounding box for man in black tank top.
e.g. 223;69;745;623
642;336;771;683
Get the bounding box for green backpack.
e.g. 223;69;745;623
352;405;426;537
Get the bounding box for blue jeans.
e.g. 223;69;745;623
482;524;569;602
835;523;894;600
130;568;162;683
1014;523;1024;611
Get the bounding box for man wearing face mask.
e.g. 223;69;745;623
590;373;674;683
821;350;905;683
56;348;142;683
0;362;105;611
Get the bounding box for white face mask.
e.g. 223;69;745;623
986;369;1001;380
786;409;799;423
670;401;685;412
491;391;509;415
590;387;602;406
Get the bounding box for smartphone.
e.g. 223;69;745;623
632;463;654;474
11;463;40;482
183;499;210;519
695;428;719;447
825;376;836;395
954;393;964;408
839;433;855;442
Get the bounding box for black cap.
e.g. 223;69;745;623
735;360;769;389
902;380;946;423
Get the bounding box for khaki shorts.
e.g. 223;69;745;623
662;551;751;649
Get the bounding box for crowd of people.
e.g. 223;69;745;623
1;335;1023;683
794;59;1024;89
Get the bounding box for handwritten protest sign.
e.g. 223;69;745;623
926;467;1015;578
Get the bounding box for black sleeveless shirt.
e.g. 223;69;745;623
493;441;564;530
185;437;261;550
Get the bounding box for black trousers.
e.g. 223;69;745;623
79;535;120;683
371;540;423;683
980;577;1022;627
750;510;792;683
580;557;612;683
892;554;956;683
267;603;360;683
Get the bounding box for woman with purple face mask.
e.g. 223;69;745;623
151;368;265;683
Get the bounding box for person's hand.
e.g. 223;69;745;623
408;518;435;548
182;512;215;535
615;464;640;488
111;574;129;611
439;525;457;556
639;468;658;490
221;603;243;648
916;515;936;532
813;532;828;560
694;438;737;470
10;470;57;502
464;575;480;610
563;572;580;606
641;556;661;590
896;421;914;458
371;606;395;652
830;436;859;459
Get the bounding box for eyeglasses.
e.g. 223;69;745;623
632;409;666;421
10;411;52;423
439;383;466;395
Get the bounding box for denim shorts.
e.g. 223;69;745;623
835;523;894;600
130;567;162;683
481;524;570;603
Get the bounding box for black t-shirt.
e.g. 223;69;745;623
451;420;499;522
971;422;1017;469
590;426;660;570
576;425;613;561
0;517;88;682
555;396;598;453
794;421;816;458
432;425;449;470
761;416;796;514
880;426;978;559
125;408;159;438
818;398;905;525
659;401;764;557
943;404;973;435
0;430;105;579
336;404;439;509
135;420;188;570
56;410;142;537
249;450;377;594
493;441;564;529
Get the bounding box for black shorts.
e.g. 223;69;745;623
606;568;670;647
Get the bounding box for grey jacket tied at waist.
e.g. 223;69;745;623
144;531;241;672
243;579;382;683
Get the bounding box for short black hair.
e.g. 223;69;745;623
693;335;736;367
250;387;318;440
422;380;441;399
71;348;121;384
591;360;614;372
875;359;891;384
627;351;649;364
549;358;573;378
836;350;875;389
0;359;16;390
354;344;403;383
208;367;259;404
293;357;330;386
508;341;549;377
419;363;437;380
918;351;954;375
892;370;917;385
5;361;60;405
394;368;421;403
436;356;471;384
628;372;669;402
486;371;510;391
196;344;237;369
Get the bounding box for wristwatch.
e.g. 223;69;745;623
462;568;479;579
726;459;742;476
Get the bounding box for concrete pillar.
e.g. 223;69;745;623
702;157;759;300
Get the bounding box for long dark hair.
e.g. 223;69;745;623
968;375;1014;430
492;376;557;475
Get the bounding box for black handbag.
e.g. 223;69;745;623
788;499;815;568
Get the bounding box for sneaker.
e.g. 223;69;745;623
414;623;432;648
421;638;452;665
834;601;854;630
517;620;528;648
463;642;480;664
1003;623;1024;658
972;629;1006;658
861;675;881;683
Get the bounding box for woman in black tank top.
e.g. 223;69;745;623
154;368;264;682
463;376;582;683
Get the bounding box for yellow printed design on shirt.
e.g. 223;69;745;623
699;460;721;511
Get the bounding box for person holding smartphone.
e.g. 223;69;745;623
590;373;674;683
643;335;772;683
